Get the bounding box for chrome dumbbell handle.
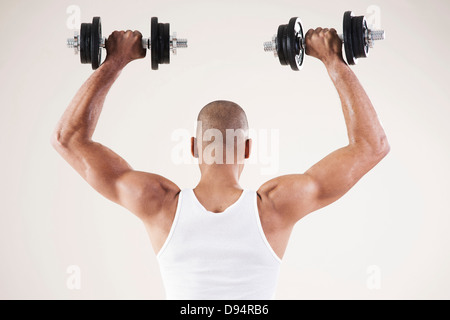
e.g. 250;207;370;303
67;31;80;54
365;29;385;48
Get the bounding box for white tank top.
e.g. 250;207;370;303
157;189;281;300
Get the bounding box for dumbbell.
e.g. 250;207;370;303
67;17;188;70
263;11;385;70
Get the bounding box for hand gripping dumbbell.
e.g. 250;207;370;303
263;11;385;70
67;17;188;70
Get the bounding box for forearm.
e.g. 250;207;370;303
325;59;389;154
53;60;125;146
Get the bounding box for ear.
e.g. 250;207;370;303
191;137;198;158
244;138;252;159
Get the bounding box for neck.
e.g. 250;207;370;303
197;164;242;191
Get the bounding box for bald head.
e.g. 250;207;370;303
197;100;249;139
194;100;250;165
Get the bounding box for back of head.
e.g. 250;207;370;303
196;100;249;165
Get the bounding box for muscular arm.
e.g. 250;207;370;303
259;28;390;226
51;31;179;220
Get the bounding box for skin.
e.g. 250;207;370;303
52;28;389;259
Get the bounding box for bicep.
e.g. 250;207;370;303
258;174;320;224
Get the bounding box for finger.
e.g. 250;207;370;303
107;31;118;41
305;45;311;56
305;28;315;38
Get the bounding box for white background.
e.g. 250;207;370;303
0;0;449;299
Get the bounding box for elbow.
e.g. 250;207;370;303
376;135;390;158
50;129;80;151
51;130;65;151
353;135;390;163
369;135;390;162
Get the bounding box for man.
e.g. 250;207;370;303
52;27;389;299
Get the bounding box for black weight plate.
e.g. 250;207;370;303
80;23;88;64
276;24;288;65
343;11;355;65
285;18;297;70
295;18;305;69
84;23;92;64
91;17;102;69
286;17;303;71
352;15;367;60
280;24;289;67
359;17;369;58
162;23;170;64
151;17;159;70
158;23;164;65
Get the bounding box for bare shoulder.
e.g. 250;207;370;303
258;174;319;214
122;172;180;254
116;170;181;221
256;175;317;259
257;174;320;226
